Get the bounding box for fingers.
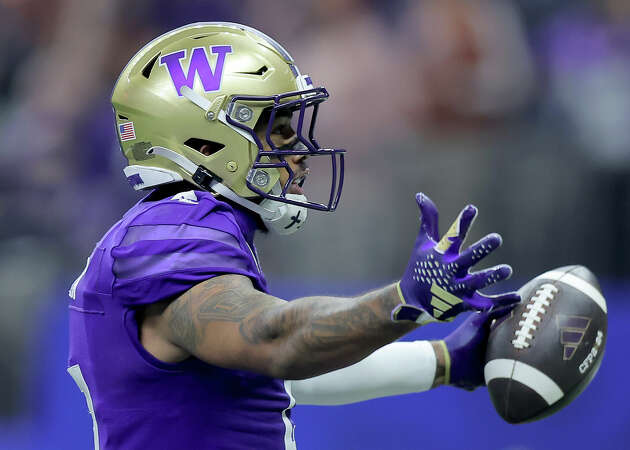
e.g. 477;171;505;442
454;233;503;271
435;205;478;254
415;193;439;242
486;302;519;321
486;292;521;311
467;290;521;311
459;264;513;292
463;307;509;330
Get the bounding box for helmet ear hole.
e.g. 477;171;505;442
184;138;225;156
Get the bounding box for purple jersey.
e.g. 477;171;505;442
67;189;296;450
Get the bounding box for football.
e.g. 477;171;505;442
484;265;607;424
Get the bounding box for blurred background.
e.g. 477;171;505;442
0;0;628;448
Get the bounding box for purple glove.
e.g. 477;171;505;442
392;193;519;323
441;306;515;390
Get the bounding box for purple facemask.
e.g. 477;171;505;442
224;88;346;212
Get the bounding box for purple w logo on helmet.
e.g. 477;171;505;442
160;45;232;96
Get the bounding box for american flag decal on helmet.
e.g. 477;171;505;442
119;122;136;141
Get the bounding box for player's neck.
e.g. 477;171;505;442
148;182;197;201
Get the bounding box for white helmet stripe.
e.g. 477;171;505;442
180;86;212;111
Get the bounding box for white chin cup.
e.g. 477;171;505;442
260;194;308;235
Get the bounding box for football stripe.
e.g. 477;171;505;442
536;270;607;314
484;359;564;405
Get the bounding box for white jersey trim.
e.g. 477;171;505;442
282;380;297;449
68;364;100;450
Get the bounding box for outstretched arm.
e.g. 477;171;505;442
290;307;511;405
161;274;417;379
145;193;518;380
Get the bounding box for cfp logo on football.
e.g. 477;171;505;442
579;330;604;374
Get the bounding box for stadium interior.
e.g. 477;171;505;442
0;0;627;448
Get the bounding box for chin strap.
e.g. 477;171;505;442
147;146;276;219
146;146;308;234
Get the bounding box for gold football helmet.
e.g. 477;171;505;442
112;22;344;226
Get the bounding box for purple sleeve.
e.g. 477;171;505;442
112;221;262;306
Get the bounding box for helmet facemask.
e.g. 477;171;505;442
225;87;345;212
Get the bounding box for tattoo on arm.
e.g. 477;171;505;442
240;295;388;346
239;285;417;376
197;280;268;322
165;274;280;352
165;274;417;378
166;292;199;352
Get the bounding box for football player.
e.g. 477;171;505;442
67;22;519;449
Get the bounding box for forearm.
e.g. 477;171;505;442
241;283;418;379
290;340;445;405
164;276;421;379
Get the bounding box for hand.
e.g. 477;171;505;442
392;193;519;323
441;306;515;390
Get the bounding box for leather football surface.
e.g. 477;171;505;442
484;265;607;424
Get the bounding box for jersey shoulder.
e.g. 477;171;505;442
110;190;265;306
124;189;240;233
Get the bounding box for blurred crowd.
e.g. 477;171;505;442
0;0;629;416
